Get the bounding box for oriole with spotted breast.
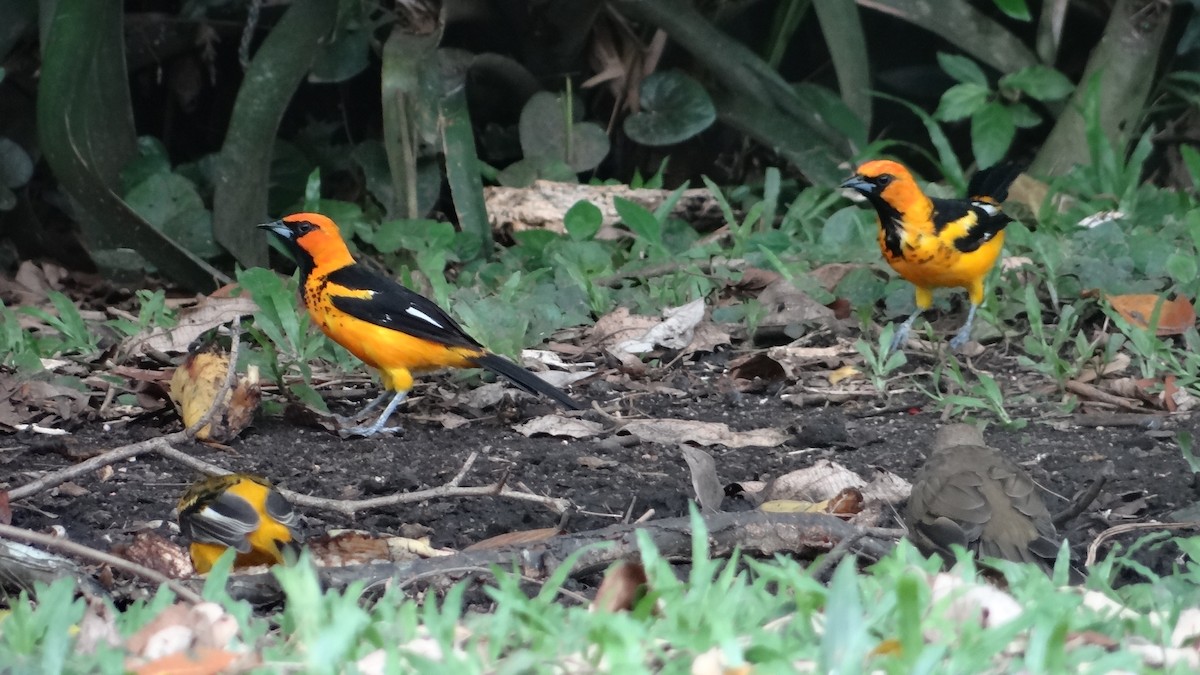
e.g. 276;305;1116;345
260;213;582;436
176;474;302;574
841;160;1022;353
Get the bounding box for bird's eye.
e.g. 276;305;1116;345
293;221;316;235
877;174;893;187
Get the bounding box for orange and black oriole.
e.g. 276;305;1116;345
841;160;1022;353
176;474;302;574
260;213;581;436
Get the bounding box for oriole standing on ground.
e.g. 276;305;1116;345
177;474;302;574
260;213;582;436
841;160;1022;353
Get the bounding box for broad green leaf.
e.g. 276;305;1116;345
1008;102;1043;128
0;137;33;189
212;0;337;268
623;71;716;146
812;0;872;129
564;200;602;241
1000;65;1074;101
441;71;493;259
971;102;1015;169
613;197;662;247
1166;251;1198;285
380;24;443;219
309;26;370;83
519;92;610;172
992;0;1031;21
937;52;988;86
934;83;990;121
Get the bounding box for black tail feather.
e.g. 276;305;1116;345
474;352;582;410
967;162;1024;202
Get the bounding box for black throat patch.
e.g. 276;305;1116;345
866;194;906;259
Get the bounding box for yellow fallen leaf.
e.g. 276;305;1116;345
828;365;861;385
169;350;260;442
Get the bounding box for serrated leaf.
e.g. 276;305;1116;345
1000;65;1074;101
623;71;716;146
971;103;1015;169
934;83;990;122
937;52;988;86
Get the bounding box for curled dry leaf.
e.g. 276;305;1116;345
512;414;605;439
123;294;258;356
755;278;836;330
1108;293;1196;336
168;350;260;442
763;460;911;505
594;300;731;358
592;561;649;613
621;418;789;449
125;602;240;665
680;446;723;513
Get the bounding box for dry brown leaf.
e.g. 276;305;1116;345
111;532;194;579
126;602;239;663
681;446;723;513
621;418;789;448
759;498;828;513
512;414;604;439
168;350;260;442
124;294;258;356
0;491;10;526
1108;293;1196;336
756;278;836;329
765;460;867;502
308;530;454;566
827;487;865;515
727;352;788;384
464;526;563;551
592;561;649;613
828;365;861;385
76;596;121;655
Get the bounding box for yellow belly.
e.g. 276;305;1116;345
880;229;1004;292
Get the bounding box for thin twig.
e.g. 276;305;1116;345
0;523;203;605
809;531;865;582
9;436;180;501
1052;462;1113;528
448;452;478;487
1085;521;1200;567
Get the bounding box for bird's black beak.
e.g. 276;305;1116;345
258;220;293;240
840;175;874;194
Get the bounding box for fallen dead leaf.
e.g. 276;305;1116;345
132;648;241;675
111;532;194;579
763;460;911;505
168;349;260;442
760;498;828;513
76;596;121;655
1108;293;1196;336
592;561;649;613
756;278;836;330
126;602;239;663
828;365;861;385
621;418;789;448
0;491;11;526
465;526;563;551
123;294;258;356
513;414;605;439
681;446;723;513
577;455;619;469
308;530;454;566
593;301;730;357
612;298;705;353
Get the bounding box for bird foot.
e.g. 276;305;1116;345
887;322;912;356
948;328;972;351
338;422;404;439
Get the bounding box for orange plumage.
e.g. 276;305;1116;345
841;160;1021;352
259;213;580;436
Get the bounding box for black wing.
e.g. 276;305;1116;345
324;265;483;350
179;491;260;553
931;197;1012;254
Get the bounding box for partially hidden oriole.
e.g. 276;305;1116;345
176;474;302;574
260;213;582;436
841;160;1022;353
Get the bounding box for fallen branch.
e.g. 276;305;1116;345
0;523;203;604
209;510;897;605
0;535;108;598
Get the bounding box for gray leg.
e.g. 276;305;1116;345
341;391;407;437
886;309;922;356
948;304;978;350
335;391;390;424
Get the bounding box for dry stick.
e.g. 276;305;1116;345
216;510;895;605
1065;380;1146;412
152;442;569;516
0;523;204;605
8;320;244;502
1052;462;1113;528
1085;521;1200;567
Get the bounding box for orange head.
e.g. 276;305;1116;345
840;160;931;221
259;213;355;277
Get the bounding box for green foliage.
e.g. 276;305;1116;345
623;71;717;146
934;54;1074;169
501;90;610;187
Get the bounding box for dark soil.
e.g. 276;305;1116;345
8;361;1200;583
